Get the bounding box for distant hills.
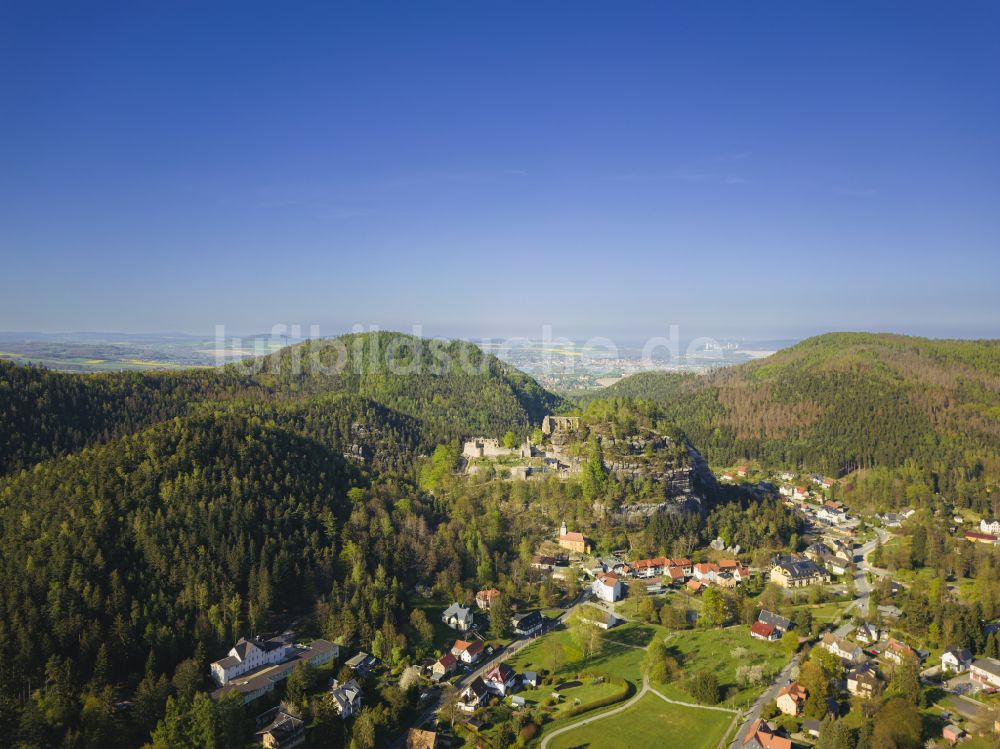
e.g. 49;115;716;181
590;333;1000;506
0;331;563;477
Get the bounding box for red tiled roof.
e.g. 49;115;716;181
751;621;776;639
560;532;585;542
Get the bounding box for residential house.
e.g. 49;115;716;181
750;622;780;641
442;603;474;631
431;653;457;681
802;718;822;738
686;579;704;593
511;610;544;637
592;573;624;602
483;663;518;696
721;471;735;482
665;566;686;585
884;638;917;665
329;679;363;719
943;725;966;745
779;471;796;482
855;623;880;645
971;657;1000;689
256;711;305;749
345;651;379;677
522;671;539;688
776;682;806;716
673;558;693;575
451;639;484;665
211;634;293;686
458;677;490;713
804;542;830;562
758;610;793;634
632;556;672;578
821;632;864;664
981;519;1000;535
531;554;557;570
510;695;526;708
475;589;500;610
770;557;830;588
942;647;973;673
693;562;719;583
792;486;808;501
741;719;792;749
822;478;835;489
826;556;850;576
557;522;591;554
406;728;439;749
847;665;883;698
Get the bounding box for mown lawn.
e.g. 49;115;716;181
546;692;734;749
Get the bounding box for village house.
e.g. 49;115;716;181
558;521;592;554
451;639;484;664
530;554;557;570
686;579;704;594
592;573;624;602
758;610;793;634
884;637;917;665
750;621;780;641
431;653;457;681
442;602;474;631
475;589;500;610
971;657;1000;689
483;662;518;696
406;728;439;749
770;557;830;588
741;719;792;749
345;651;379;677
737;465;749;477
942;647;973;673
511;609;544;636
776;682;807;716
458;677;490;712
693;562;719;583
855;623;880;645
522;671;540;688
821;632;864;664
255;711;305;749
721;471;735;482
664;566;686;585
847;664;883;698
329;679;363;719
792;486;809;500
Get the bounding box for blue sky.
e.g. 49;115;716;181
1;0;998;339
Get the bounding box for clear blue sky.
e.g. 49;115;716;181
1;0;998;340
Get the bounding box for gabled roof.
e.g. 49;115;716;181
943;646;972;661
777;682;806;703
750;621;776;639
436;653;457;668
742;719;792;749
463;676;490;701
758;610;792;631
484;662;515;684
559;531;586;542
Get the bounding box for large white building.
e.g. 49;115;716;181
211;635;291;686
592;573;623;602
981;519;1000;535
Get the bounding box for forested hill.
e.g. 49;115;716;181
0;331;564;477
592;333;1000;508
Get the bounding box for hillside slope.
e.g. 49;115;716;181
0;331;564;477
593;333;1000;506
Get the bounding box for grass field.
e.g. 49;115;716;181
651;625;789;707
546;692;734;749
506;621;654;687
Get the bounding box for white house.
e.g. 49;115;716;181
941;647;973;673
981;519;1000;535
329;679;363;718
821;633;864;664
971;657;1000;689
451;639;484;665
483;663;518;696
442;603;474;631
592;573;623;602
210;635;291;686
458;677;490;712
